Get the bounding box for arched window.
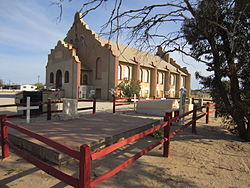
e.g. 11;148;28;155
124;66;130;80
96;57;102;80
144;69;149;83
170;74;175;85
118;65;122;80
64;71;69;83
181;76;186;88
139;69;143;81
56;70;62;89
50;72;54;83
158;72;163;84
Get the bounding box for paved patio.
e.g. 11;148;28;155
6;112;162;163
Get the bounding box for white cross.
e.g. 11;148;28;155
17;97;39;124
131;94;138;111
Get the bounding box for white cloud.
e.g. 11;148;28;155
0;0;66;52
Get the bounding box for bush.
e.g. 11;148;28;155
118;79;141;97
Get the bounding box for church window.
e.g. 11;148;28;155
181;76;186;88
118;65;122;80
158;72;163;84
144;69;149;83
170;74;176;85
64;71;69;83
96;57;102;80
124;66;130;80
139;69;143;81
50;72;54;83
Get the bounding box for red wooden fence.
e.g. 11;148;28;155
1;102;216;188
0;98;96;120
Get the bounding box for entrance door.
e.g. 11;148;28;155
56;70;62;89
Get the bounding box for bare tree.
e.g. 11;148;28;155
54;0;250;140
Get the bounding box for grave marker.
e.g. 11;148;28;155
17;97;39;124
131;94;138;111
179;88;187;124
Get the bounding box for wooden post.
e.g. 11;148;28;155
79;144;91;188
206;102;210;124
113;96;116;113
1;115;9;158
153;96;156;100
163;112;172;157
192;105;197;134
93;98;96;114
174;110;179;122
192;97;195;104
47;98;51;120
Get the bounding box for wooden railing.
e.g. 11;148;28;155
1;102;216;187
0;98;96;120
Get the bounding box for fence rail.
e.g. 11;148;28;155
0;98;96;120
1;102;216;188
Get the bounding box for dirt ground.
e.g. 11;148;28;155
0;116;250;188
0;95;250;188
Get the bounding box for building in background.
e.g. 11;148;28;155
46;12;191;100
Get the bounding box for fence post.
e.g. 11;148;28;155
163;112;172;157
79;144;91;188
206;102;210;124
174;110;179;122
215;105;218;118
192;105;197;134
1;115;9;158
47;98;51;120
92;98;96;114
192;97;195;104
113;96;116;113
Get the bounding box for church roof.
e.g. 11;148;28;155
68;12;190;76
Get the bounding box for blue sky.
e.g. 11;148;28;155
0;0;209;89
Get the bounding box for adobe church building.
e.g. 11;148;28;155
46;12;191;100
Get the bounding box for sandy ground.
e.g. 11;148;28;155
0;95;250;188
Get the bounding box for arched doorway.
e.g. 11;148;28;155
56;70;62;89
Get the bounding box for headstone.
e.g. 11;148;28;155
55;98;79;120
136;99;179;116
131;94;138;111
17;97;39;124
179;88;187;115
179;88;187;125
